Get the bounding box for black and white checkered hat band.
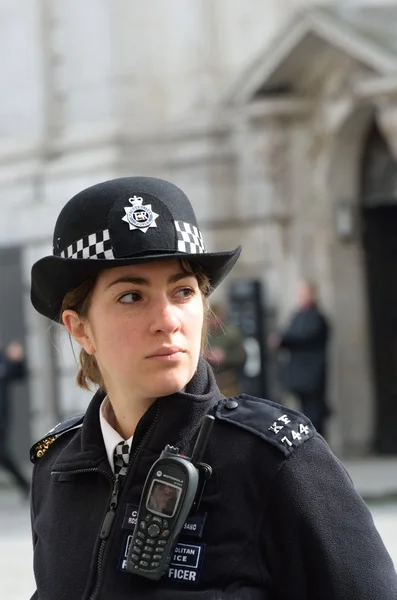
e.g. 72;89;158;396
56;221;205;260
57;229;115;260
175;221;205;254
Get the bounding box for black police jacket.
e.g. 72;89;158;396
30;359;397;600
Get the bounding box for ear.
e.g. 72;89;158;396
62;309;96;355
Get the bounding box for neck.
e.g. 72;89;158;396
302;301;316;310
105;385;156;440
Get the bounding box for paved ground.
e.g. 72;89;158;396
0;489;396;599
0;492;34;600
343;456;397;500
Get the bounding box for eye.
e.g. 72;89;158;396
119;292;142;304
175;287;195;299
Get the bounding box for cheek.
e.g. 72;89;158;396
104;322;140;350
185;303;205;346
89;310;141;359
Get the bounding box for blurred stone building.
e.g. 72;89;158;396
0;1;396;460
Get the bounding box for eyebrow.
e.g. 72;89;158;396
105;271;194;290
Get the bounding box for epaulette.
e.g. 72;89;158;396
30;414;85;464
215;394;315;457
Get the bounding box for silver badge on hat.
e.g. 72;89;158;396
122;196;159;233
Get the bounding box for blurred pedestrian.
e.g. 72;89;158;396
269;280;330;436
0;338;30;497
204;303;246;396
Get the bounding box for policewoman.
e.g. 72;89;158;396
29;177;397;600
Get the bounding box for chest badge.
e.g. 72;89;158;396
122;196;159;233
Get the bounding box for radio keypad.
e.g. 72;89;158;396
129;513;173;570
147;524;161;538
152;516;162;525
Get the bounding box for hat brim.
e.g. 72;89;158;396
31;247;242;321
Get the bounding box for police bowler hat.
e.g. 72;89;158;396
31;176;241;321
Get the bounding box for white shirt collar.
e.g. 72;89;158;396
99;396;133;473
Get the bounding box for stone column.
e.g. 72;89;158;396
39;0;66;151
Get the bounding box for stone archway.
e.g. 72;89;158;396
221;3;397;456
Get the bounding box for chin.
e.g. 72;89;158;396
149;367;193;398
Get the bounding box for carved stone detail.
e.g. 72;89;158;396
376;100;397;161
250;121;292;211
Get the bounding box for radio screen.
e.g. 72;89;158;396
146;479;181;518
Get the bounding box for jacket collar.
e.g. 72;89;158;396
52;358;222;472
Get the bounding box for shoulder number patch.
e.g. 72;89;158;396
215;395;315;457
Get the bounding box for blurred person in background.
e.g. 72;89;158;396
204;303;246;396
0;337;30;497
269;280;331;437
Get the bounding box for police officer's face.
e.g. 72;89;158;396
154;484;174;508
73;260;204;402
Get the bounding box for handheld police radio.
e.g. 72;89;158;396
125;415;214;580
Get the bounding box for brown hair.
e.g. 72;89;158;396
60;260;211;391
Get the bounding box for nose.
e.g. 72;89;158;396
149;298;181;335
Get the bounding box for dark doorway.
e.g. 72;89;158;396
361;122;397;453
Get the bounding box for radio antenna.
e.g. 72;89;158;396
191;415;215;465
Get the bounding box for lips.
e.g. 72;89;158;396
148;347;185;358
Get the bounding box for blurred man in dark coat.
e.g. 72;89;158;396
269;281;330;437
0;338;30;496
